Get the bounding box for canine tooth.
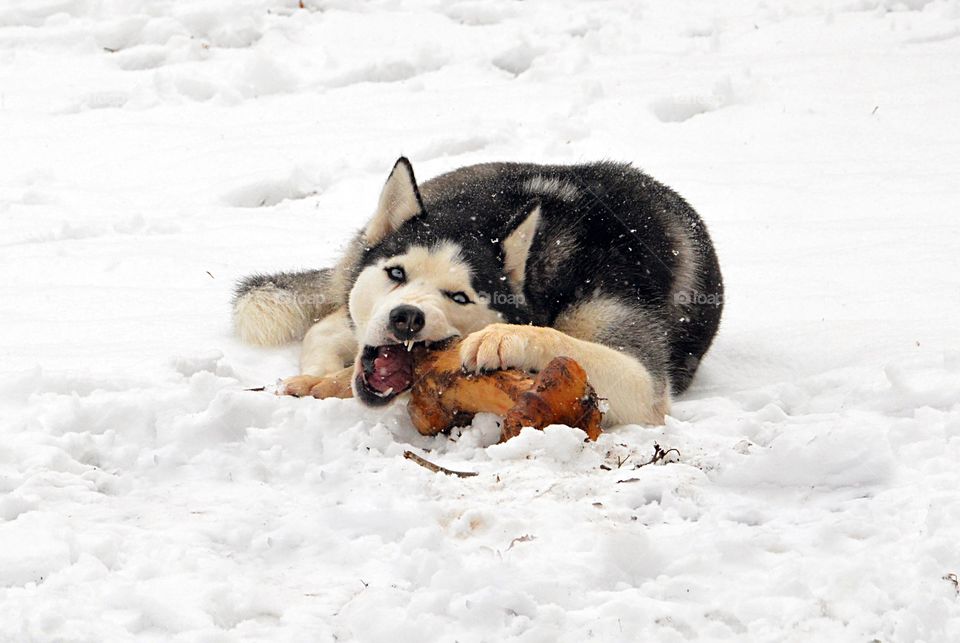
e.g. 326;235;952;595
405;340;414;352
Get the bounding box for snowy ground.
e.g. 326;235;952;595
2;0;959;640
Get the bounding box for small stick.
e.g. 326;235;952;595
616;443;682;483
944;573;959;595
403;450;478;478
639;442;680;467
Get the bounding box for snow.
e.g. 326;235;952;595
1;0;959;640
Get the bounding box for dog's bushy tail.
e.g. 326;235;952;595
232;269;338;346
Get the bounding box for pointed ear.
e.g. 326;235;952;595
363;157;425;245
502;201;541;288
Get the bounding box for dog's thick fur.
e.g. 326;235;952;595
234;158;723;426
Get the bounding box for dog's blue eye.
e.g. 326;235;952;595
385;266;406;283
446;291;471;305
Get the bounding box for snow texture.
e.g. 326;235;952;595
1;0;959;640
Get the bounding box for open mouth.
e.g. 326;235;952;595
354;340;448;406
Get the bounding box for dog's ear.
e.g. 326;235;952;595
364;157;426;245
502;201;541;288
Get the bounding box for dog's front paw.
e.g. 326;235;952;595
280;374;327;397
460;323;559;373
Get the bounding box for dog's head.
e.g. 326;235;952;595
348;158;541;406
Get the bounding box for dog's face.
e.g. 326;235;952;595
348;158;540;406
350;241;502;349
349;242;504;405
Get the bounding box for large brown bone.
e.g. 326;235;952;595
283;339;603;442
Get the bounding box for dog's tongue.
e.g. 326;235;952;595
366;345;415;394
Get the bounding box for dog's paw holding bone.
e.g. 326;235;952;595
459;323;567;373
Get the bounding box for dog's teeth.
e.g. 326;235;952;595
405;340;414;352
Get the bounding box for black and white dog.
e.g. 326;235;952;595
233;158;723;426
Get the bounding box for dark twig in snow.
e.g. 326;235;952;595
616;443;681;482
640;442;680;467
944;573;959;595
507;535;536;550
403;450;478;478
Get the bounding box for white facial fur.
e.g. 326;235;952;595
348;242;504;348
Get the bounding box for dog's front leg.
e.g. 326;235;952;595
460;323;668;426
283;307;357;396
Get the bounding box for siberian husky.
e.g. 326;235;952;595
233;158;723;426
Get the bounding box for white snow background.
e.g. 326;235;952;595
1;0;959;640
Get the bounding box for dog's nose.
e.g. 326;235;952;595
388;304;425;341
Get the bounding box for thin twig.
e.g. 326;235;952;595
616;442;681;482
636;442;680;467
507;534;536;550
944;573;959;595
403;450;478;478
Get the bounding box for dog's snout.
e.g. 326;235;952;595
388;304;425;340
